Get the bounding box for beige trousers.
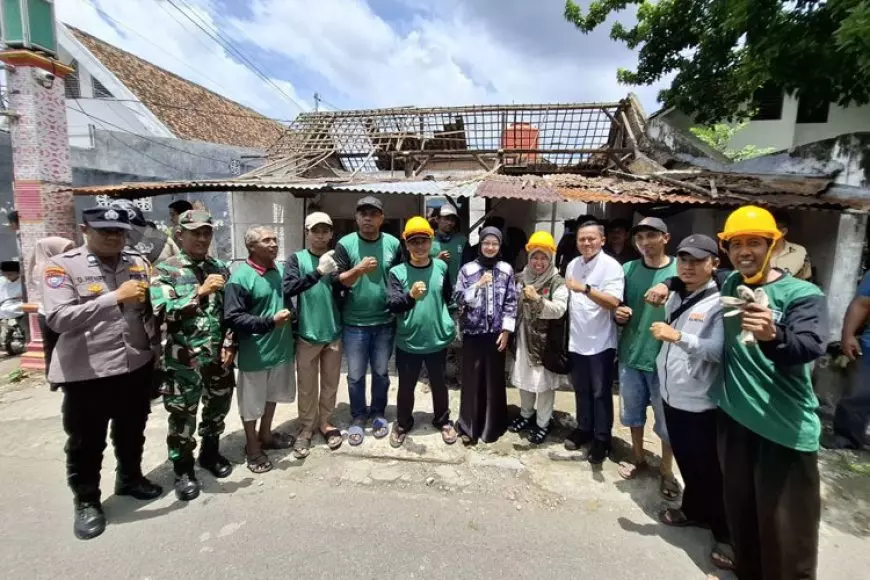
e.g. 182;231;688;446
295;338;343;435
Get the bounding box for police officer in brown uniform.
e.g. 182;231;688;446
44;207;163;541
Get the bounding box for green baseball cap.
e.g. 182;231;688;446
178;209;214;230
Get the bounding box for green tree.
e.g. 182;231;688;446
564;1;870;123
689;123;775;161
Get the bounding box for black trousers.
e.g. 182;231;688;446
395;348;449;432
38;314;60;380
832;357;870;448
664;402;729;544
718;410;820;580
569;349;615;443
61;362;153;505
458;333;507;443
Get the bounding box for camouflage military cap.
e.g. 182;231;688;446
178;209;214;230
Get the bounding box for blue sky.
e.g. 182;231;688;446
57;0;665;122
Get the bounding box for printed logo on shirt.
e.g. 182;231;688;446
44;266;67;289
689;312;706;322
771;309;784;323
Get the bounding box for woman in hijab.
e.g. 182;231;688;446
453;226;518;444
29;237;75;379
508;232;568;444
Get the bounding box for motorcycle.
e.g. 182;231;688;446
0;296;25;356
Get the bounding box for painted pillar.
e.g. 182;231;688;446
0;51;77;372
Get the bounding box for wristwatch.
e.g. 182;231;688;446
583;283;592;295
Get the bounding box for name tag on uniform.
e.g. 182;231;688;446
689;312;706;322
44;266;68;289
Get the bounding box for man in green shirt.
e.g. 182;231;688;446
430;203;466;287
387;217;458;448
613;217;680;500
283;212;344;455
224;226;295;474
334;196;403;446
715;205;827;580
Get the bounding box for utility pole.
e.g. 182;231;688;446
313;92;321;112
1;3;77;372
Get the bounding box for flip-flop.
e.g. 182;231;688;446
293;436;311;459
617;460;648;480
659;508;705;528
372;417;389;439
660;474;683;501
348;424;365;447
261;432;295;450
246;452;273;474
321;428;343;451
441;422;458;445
389;425;407;448
711;543;736;571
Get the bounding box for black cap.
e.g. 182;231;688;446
0;260;20;272
631;216;668;236
356;196;384;213
169;200;194;214
677;234;719;259
82;207;132;230
109;199;147;228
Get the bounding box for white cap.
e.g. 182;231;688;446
439;204;458;218
305;212;333;230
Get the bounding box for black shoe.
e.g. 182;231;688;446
508;413;536;433
528;423;550;445
198;438;233;478
73;502;106;540
564;429;593;451
115;477;163;500
587;439;610;465
174;473;201;502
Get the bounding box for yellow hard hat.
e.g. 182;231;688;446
526;231;556;255
718;205;782;243
402;216;434;241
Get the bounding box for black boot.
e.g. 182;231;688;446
115;475;163;500
173;459;201;502
73;502;106;540
198;437;233;478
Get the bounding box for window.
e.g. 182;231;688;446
797;95;829;124
92;77;113;99
64;59;80;99
751;84;783;121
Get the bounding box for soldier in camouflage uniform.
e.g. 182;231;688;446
150;209;235;501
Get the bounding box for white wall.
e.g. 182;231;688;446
230;191;304;262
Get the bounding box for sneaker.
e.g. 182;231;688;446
73;502;106;540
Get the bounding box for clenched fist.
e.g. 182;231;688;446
523;285;540;302
197;274;225;297
116;280;147;305
410;281;427;300
317;250;337;275
357;256;378;274
273;309;292;328
476;271;493;288
614;305;633;325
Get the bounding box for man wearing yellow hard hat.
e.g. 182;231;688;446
386;217;459;448
715;205;828;580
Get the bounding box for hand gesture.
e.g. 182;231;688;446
317;250;337;275
358;256;378;274
614;305;633;324
116;280;147;305
650;322;681;343
523;285;540;302
437;250;451;261
496;330;510;352
476;271;493;288
198;274;225;297
273;309;292;328
410;281;427;300
565;278;585;293
842;336;863;362
644;283;670;307
221;347;235;368
740;303;777;342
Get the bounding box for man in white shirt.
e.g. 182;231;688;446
564;221;625;464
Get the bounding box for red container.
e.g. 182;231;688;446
501;123;539;164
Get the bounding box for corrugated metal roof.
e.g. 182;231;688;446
477;175;563;202
71;180;330;198
332;180;480;197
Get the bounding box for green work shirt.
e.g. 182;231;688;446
717;272;825;452
334;232;403;327
290;250;342;345
618;257;678;372
224;262;294;373
388;259;456;354
431;232;467;286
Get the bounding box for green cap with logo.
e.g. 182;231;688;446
178;209;214;230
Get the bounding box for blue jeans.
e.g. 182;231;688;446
343;324;395;422
619;365;669;444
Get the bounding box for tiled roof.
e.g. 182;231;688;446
67;26;286;150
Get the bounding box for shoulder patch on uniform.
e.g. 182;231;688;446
44;266;68;289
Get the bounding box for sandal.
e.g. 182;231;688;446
348;423;365;447
711;543;736;571
441;422;458;445
372;417;389;439
528;424;550;445
246;451;273;474
389;425;407;449
659;508;703;528
321;428;343;451
617;460;648;480
660;474;683;501
293;436;311;459
508;414;535;433
261;432;295;450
